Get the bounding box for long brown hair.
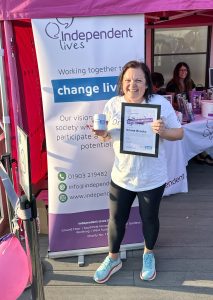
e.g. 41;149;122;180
172;62;194;93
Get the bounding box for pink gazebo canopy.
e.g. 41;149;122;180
0;0;213;20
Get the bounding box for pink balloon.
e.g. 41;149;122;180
0;234;30;300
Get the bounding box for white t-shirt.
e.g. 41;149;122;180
103;94;181;191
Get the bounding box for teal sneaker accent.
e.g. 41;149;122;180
140;252;156;281
93;256;122;283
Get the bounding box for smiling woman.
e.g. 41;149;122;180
92;60;183;284
166;62;196;110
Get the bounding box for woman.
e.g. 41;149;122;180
166;62;213;165
93;60;183;284
166;62;196;99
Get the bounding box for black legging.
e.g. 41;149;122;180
108;180;165;253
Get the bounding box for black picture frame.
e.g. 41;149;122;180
120;103;161;157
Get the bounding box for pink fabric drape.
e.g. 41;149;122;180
6;20;47;189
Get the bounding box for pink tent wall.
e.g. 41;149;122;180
1;20;47;194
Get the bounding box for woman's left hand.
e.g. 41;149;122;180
151;119;165;136
151;119;184;141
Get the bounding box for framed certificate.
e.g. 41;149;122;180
120;103;161;157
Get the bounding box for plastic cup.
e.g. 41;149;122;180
93;114;107;130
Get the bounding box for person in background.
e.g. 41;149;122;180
166;62;213;165
166;62;196;98
151;72;165;95
92;60;183;284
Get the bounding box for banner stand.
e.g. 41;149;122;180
32;15;146;260
48;242;144;266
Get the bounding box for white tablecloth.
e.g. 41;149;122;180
163;116;213;196
182;116;213;163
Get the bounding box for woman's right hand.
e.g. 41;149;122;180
87;124;110;140
93;129;108;138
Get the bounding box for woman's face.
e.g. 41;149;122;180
122;68;147;103
178;65;188;80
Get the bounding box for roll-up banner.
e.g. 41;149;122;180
32;15;145;257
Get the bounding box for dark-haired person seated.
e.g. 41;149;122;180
151;72;165;95
166;62;196;96
166;62;212;165
166;62;196;110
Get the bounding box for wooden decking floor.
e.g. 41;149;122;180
19;159;213;300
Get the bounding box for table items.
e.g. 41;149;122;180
207;88;213;100
201;100;213;119
176;93;191;123
189;90;207;114
176;111;183;124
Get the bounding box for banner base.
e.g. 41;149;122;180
48;242;145;263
